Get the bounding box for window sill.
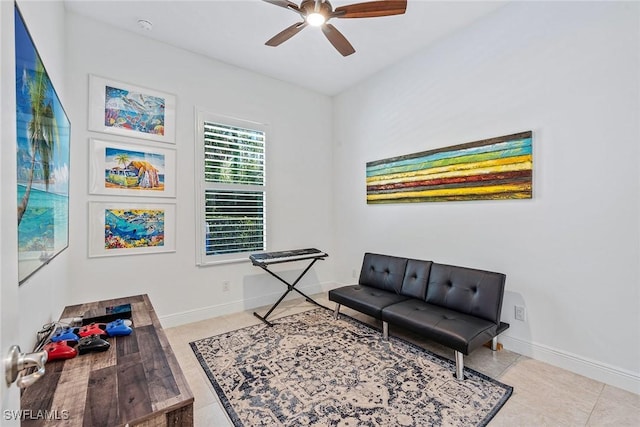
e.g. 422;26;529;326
197;256;252;267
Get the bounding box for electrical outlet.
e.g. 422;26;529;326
222;281;230;292
514;305;526;321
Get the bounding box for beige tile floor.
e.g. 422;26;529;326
165;293;640;426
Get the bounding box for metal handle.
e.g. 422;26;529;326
5;345;48;388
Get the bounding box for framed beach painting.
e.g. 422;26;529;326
88;202;176;258
89;138;176;197
15;5;71;284
88;75;176;144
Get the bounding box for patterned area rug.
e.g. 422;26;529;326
190;308;512;426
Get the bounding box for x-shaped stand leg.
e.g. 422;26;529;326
253;258;328;326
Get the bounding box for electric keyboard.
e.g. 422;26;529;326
249;248;328;266
250;248;329;326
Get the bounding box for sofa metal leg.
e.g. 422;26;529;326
382;321;388;340
455;351;465;380
333;304;341;320
491;336;498;351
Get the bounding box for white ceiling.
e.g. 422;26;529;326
63;0;507;96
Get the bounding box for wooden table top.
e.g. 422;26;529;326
21;294;194;426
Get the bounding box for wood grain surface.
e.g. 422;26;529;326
21;295;194;426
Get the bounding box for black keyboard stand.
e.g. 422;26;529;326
251;254;329;327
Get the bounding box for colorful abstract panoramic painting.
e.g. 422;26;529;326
366;131;532;204
15;6;70;283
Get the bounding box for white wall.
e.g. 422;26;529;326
64;12;334;326
332;1;639;393
0;0;20;419
1;1;67;416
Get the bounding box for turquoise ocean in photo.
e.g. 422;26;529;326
17;185;68;253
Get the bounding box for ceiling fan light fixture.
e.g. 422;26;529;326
263;0;407;56
306;12;326;26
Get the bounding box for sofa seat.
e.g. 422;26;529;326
329;285;410;319
381;299;499;355
330;253;509;380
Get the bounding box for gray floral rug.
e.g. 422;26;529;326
190;308;512;426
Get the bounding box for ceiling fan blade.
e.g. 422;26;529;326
265;22;308;47
262;0;300;13
321;23;355;57
333;0;407;19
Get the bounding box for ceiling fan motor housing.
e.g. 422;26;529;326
300;0;333;19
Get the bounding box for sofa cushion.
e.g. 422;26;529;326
425;263;506;324
400;259;432;299
381;299;500;354
359;253;408;293
329;285;409;319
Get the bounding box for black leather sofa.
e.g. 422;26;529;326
329;253;510;380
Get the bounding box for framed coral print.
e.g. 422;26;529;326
88;202;176;258
15;5;70;284
88;75;176;144
89;138;176;197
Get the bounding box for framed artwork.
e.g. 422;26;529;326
88;74;176;144
366;131;533;204
15;5;71;284
88;202;176;258
89;138;176;197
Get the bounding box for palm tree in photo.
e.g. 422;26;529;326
17;57;59;225
114;153;131;187
114;153;130;169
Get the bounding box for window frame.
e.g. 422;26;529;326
195;110;268;265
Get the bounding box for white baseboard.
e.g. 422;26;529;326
501;335;640;395
159;282;330;329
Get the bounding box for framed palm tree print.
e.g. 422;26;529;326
15;5;70;284
89;138;177;197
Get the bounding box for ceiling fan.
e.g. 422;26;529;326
263;0;407;56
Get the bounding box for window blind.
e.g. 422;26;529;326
202;121;266;257
204;122;264;185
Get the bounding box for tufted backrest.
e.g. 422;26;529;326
359;253;408;294
425;263;506;324
400;259;432;300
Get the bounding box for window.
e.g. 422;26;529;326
197;111;266;264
